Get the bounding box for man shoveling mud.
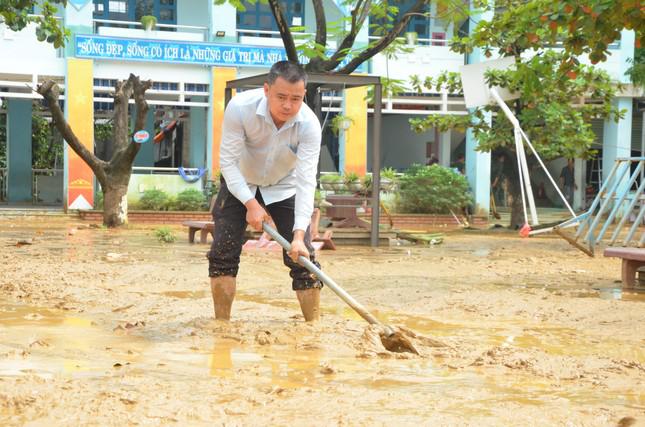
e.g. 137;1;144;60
207;60;323;322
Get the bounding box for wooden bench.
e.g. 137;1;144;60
182;210;335;250
603;247;645;287
183;220;214;244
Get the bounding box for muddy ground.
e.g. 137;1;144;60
0;216;644;426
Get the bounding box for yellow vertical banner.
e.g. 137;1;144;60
66;58;94;209
211;67;237;175
344;85;368;176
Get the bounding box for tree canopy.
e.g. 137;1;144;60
0;0;69;48
460;0;643;65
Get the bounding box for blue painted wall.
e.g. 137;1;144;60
7;99;32;202
134;109;155;167
189;106;207;168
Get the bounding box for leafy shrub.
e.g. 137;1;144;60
174;188;206;211
95;191;104;210
138;189;169;210
397;164;472;214
155;226;176;243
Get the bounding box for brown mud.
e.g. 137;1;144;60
0;216;644;426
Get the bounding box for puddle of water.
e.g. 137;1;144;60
0;303;116;377
592;287;645;302
472;248;491;257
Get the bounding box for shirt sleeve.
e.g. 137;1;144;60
219;101;254;205
293;116;322;232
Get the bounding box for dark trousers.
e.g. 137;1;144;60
207;180;322;291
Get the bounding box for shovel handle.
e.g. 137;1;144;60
262;222;386;329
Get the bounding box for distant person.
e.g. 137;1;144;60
491;154;506;207
451;154;465;174
427;154;439;166
559;159;576;206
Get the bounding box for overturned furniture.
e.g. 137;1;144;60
547;157;645;257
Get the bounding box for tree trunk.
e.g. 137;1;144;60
103;183;129;227
509;187;525;230
37;74;151;228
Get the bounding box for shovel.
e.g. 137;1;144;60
262;222;418;355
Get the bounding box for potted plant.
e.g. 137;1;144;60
360;174;372;196
319;173;343;191
380;167;398;192
344;171;362;193
330;114;354;136
141;15;157;32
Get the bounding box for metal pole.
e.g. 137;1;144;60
370;83;382;247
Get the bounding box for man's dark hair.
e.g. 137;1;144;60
267;61;308;86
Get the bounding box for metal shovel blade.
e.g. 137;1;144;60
262;222;419;355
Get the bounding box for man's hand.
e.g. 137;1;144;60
245;199;270;231
288;230;309;263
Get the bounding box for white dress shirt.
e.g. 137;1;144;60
219;88;322;232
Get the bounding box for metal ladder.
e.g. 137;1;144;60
554;157;645;256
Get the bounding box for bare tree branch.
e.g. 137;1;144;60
334;0;429;74
121;75;152;166
112;76;135;154
268;0;298;62
36;80;108;185
307;0;328;71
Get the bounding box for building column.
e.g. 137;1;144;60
340;86;368;175
64;3;94;209
208;67;236;177
438;130;451;167
7;99;32;202
602;97;633;187
599;29;636;197
574;158;584;210
465;114;491;216
464;0;493;217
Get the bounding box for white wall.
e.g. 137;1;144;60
177;0;209;29
370;45;464;88
367;114;432;170
0;24;58;63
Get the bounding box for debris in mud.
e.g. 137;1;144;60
113;321;145;332
12;239;34;247
319;362;336;375
111;304;134;313
104;252;127;262
355;325;447;358
255;331;274;345
28;339;49;348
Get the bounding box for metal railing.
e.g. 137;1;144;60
93;19;209;41
367;35;450;46
237;28;315;40
132;166;204;175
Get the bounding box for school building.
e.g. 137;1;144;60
0;0;641;215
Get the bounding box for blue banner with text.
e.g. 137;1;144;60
75;34;363;70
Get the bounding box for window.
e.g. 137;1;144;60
93;0;176;25
237;0;305;35
369;0;430;41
